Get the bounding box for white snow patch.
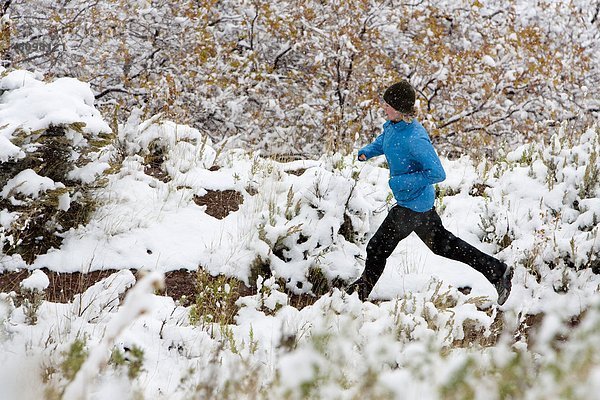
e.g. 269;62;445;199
1;169;64;199
482;55;496;67
20;269;50;291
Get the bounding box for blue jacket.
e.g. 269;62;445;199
358;119;446;212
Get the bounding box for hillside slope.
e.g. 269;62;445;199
1;70;600;399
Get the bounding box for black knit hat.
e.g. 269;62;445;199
383;80;416;114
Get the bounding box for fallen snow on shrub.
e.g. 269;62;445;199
19;269;49;292
1;169;64;199
0;70;110;142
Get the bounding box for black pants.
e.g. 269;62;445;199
361;206;506;287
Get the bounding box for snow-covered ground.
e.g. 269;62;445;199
1;70;600;399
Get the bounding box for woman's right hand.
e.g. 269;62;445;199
358;154;366;161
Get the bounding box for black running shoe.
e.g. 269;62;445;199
494;265;513;305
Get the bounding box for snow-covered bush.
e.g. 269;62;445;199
4;0;598;157
252;153;376;294
189;269;240;329
0;69;112;265
18;269;49;325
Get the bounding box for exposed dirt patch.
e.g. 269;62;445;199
286;168;307;176
0;269;29;295
0;267;326;312
268;154;304;163
338;212;355;243
0;268;214;304
144;164;171;183
471;182;491;197
161;269;198;302
193;189;244;219
0;268;121;303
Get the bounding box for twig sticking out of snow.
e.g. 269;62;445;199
62;271;164;400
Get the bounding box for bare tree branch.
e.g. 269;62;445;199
273;46;292;70
94;87;130;100
1;0;12;17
